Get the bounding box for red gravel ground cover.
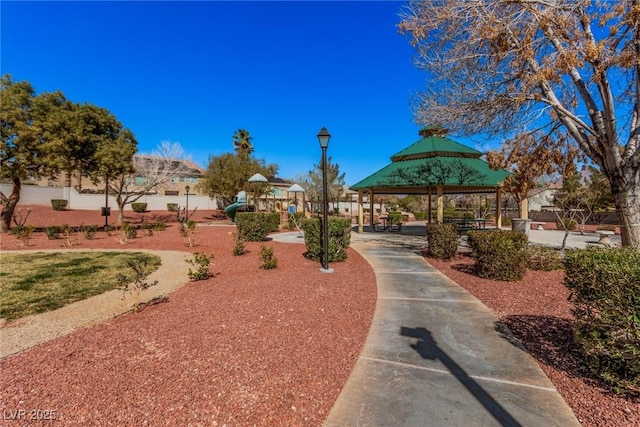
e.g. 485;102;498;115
427;254;639;427
0;207;377;426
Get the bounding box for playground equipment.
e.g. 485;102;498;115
224;191;248;222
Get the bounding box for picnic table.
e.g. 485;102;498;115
373;216;402;232
444;217;486;236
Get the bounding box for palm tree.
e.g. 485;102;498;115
232;129;253;155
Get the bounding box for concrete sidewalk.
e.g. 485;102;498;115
323;231;580;426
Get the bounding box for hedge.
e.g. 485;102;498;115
564;247;640;394
467;230;528;281
425;223;458;259
235;212;280;241
301;217;351;262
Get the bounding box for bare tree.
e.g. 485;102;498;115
486;131;580;218
400;0;640;247
110;141;191;223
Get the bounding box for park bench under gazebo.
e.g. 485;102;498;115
349;126;512;233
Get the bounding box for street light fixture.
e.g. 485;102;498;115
185;185;190;219
317;127;333;273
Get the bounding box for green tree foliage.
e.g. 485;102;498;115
400;1;640;247
232;129;254;155
198;130;278;206
302;156;346;209
1;76;40;232
0;74;137;231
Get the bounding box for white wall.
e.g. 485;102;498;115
1;184;220;211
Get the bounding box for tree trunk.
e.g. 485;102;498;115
0;178;21;233
612;174;640;248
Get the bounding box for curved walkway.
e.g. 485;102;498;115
0;249;191;358
317;228;580;426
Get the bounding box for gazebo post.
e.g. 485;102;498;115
427;188;432;224
369;190;375;227
358;191;364;233
520;197;528;219
496;187;502;229
437;184;444;223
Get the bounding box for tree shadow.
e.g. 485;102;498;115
401;326;523;427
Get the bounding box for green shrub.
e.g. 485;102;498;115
259;245;278;269
414;211;428;221
556;218;577;231
116;259;159;312
467;230;528;281
301;217;351;262
564;247;640;394
51;199;68;211
180;220;197;247
11;225;34;246
388;212;409;225
82;224;98;240
131;202;147;213
121;222;137;240
45;225;62;240
426;223;458;259
235;212;279;241
501;216;512;227
152;221;166;231
140;222;155;236
186;252;214;281
231;232;247;256
527;245;563;271
167;203;179;212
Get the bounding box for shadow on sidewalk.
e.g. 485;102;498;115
401;326;523;427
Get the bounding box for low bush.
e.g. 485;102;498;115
413;211;428;221
501;216;512;227
118;222;137;243
116;259;159;312
167;203;179;212
235;212;279;241
186;252;214;281
231;232;247;256
45;225;62;240
50;199;68;211
425;223;458;259
467;230;528;281
82;224;98;240
301;217;351;262
11;225;34;246
388;212;409;225
180;220;197;247
564;247;640;394
527;245;563;271
259;245;278;269
131;202;147;213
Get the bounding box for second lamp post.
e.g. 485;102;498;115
317;127;334;273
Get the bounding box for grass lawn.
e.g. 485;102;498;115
0;252;161;320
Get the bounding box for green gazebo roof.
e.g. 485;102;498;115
350;128;511;194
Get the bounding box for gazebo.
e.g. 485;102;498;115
349;127;512;233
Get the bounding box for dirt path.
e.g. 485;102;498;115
0;249;191;358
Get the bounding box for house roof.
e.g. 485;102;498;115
350;129;511;194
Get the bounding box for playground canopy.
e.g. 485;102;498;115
349;126;512;231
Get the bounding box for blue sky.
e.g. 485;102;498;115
1;0;486;185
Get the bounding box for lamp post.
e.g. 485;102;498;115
317;127;333;273
185;185;190;219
